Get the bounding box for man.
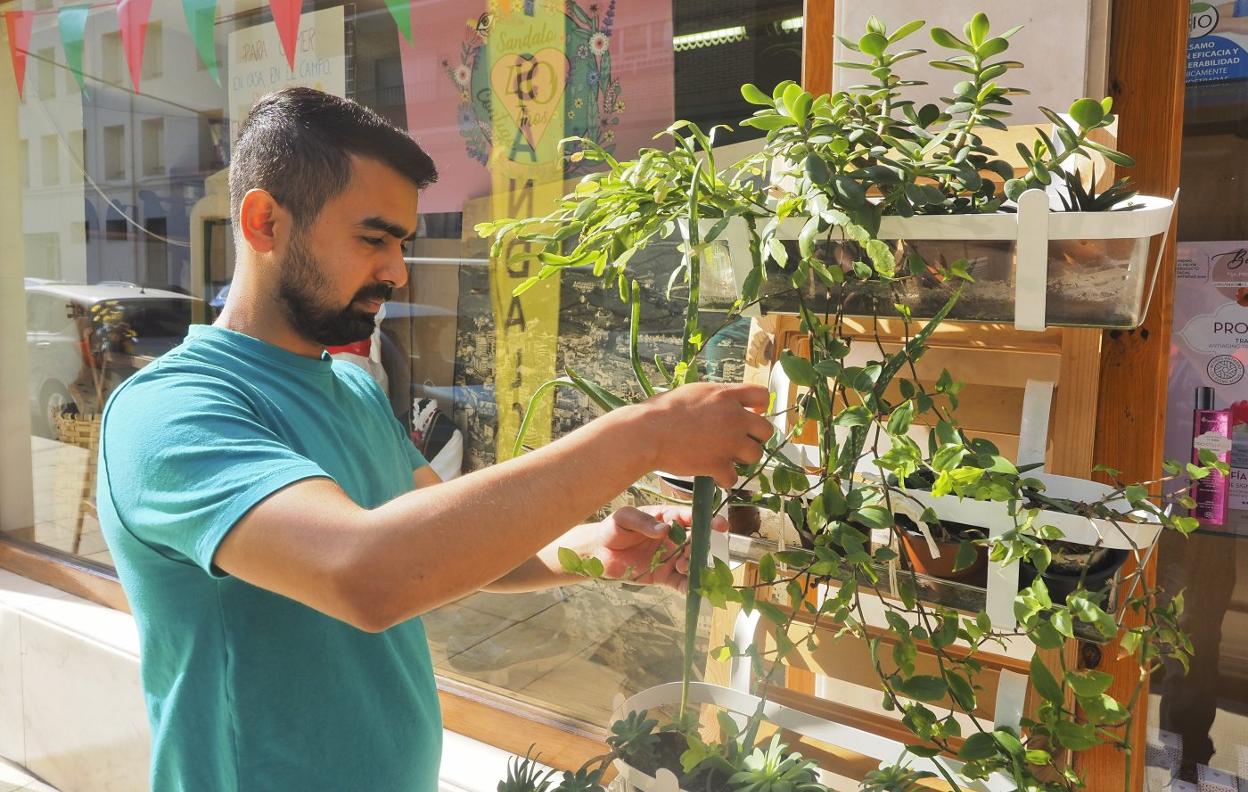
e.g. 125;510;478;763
98;87;772;790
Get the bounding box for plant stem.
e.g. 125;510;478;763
681;475;716;718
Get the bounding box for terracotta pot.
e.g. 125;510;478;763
898;526;987;583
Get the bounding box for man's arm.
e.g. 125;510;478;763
214;383;771;631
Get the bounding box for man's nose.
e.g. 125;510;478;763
380;246;409;290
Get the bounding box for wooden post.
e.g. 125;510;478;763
802;0;835;95
1082;3;1187;791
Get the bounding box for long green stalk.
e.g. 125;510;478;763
681;475;716;718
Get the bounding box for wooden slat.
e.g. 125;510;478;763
437;682;611;775
1081;2;1188;789
0;538;129;612
840;317;1066;354
1049;328;1102;478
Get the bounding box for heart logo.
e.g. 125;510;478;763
489;46;569;159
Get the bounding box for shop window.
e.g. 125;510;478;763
102;32;123;85
142;23;163;81
18;139;28;188
105;218;128;241
23;233;61;280
103;125;126;181
37;48;55;100
142;118;164;176
143;218;168;285
40;135;59;186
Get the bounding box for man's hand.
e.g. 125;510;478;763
637;383;774;488
562;505;729;593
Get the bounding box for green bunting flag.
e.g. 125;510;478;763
58;5;90;94
385;0;411;42
181;0;219;84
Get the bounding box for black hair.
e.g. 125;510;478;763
228;87;437;231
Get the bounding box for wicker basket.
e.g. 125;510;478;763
54;411;102;451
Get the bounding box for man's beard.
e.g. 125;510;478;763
277;232;393;347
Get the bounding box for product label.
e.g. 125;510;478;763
1187;2;1248;85
1194;430;1234;455
1165;242;1248;536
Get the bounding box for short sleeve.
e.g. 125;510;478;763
333;359;428;472
404;432;429;471
100;372;331;577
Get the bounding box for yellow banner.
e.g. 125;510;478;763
487;2;566;460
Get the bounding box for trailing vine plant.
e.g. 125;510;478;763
482;14;1206;792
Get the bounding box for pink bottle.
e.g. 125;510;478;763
1191;386;1232;526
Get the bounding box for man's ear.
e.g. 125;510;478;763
238;189;285;254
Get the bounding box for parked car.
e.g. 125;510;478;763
25;280;202;437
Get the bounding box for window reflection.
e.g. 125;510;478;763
4;0;800;729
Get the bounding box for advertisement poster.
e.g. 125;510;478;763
399;0;674;215
227;6;348;143
1165;241;1248;535
1187;1;1248;84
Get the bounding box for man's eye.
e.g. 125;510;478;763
361;236;386;247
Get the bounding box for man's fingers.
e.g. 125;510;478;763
612;506;666;538
746;412;776;444
728;383;771;410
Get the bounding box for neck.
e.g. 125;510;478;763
214;263;323;358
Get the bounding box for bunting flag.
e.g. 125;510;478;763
384;0;411;43
181;0;219;84
116;0;153;90
269;0;302;70
58;5;91;94
3;10;34;100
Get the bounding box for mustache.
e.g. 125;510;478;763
352;283;395;303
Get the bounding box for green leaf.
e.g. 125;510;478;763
887;401;915;435
805;153;831;185
930;27;967;51
1065;670;1114;699
958;732;997;761
583;557;605;578
759;553;777;583
856;506;893;530
859;32;888;57
557;547;584;574
888;19;926;44
977;36;1008;58
953;541;980;573
966;12;990;47
866;239;897;277
1029;654;1063;702
780;353;819;387
896;675;948;702
740;83;771;105
1069;97;1105;129
1054;721;1100;751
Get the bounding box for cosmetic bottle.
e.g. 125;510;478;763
1192;386;1232;525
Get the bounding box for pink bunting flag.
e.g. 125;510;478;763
3;10;34;99
116;0;154;90
269;0;302;70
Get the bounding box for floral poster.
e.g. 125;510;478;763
398;0;675;215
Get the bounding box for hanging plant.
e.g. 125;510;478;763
480;13;1205;792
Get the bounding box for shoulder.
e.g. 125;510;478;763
331;359;390;408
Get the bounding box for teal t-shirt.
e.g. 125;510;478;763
98;325;441;791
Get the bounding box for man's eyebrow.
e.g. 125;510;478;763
359;216;416;241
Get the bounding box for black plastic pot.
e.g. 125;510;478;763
1019;547;1129;604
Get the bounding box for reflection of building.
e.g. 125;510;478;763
18;4;226;291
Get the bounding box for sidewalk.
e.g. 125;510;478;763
0;758;57;792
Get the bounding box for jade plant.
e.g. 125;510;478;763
481;13;1207;792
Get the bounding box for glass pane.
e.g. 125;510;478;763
1149;20;1248;788
0;0;800;733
